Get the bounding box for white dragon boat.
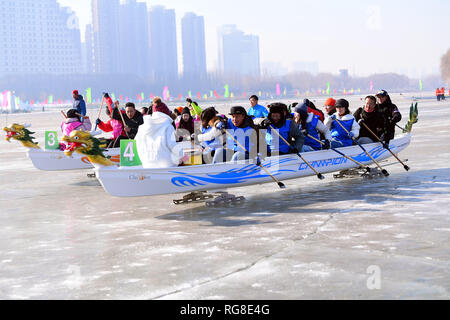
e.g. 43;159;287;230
61;103;418;200
94;133;411;197
3;123;120;171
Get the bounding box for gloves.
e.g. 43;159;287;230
260;119;272;129
382;140;390;149
215;121;225;131
96;118;101;126
348;132;355;139
301;129;307;137
289;145;299;154
190;133;199;143
358;119;365;125
323;140;331;150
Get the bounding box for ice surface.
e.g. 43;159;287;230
0;94;449;299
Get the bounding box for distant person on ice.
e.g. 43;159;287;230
72;90;86;118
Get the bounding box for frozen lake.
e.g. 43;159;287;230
0;94;449;299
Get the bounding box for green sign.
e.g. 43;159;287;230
45;131;60;150
120;140;142;167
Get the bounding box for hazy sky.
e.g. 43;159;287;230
57;0;449;78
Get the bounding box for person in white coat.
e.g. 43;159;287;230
135;111;183;168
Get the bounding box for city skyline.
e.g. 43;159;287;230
57;0;449;79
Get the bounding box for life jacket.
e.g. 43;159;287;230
266;120;292;154
308;107;324;122
330;116;354;147
201;126;222;151
226;118;255;153
304;115;322;150
61;120;82;136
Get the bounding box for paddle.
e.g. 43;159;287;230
268;125;325;180
60;110;67;119
94;96;105;131
334;118;389;177
360;122;410;171
305;134;371;172
117;107;130;139
224;130;286;189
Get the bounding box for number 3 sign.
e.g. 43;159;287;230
45;131;60;150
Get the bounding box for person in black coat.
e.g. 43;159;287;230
123;102;144;139
376;90;402;144
354;95;385;145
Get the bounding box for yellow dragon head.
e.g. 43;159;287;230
62;130;114;166
3;123;40;149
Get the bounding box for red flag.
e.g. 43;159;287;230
197;92;201;99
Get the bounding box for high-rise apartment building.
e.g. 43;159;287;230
0;0;82;76
91;0;120;74
218;25;260;77
148;6;178;82
118;0;150;78
181;12;207;81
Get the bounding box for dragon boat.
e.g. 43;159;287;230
85;104;418;198
3;124;120;171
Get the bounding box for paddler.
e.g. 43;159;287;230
375;90;402;147
191;107;227;164
353;95;385;145
325;99;360;148
260;103;306;156
293;103;332;151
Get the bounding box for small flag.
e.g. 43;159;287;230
419;80;423;91
276;83;281;96
326;82;330;95
224;85;230;98
86;88;92;104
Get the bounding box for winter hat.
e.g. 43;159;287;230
72;90;79;96
294;103;308;118
229;106;247;116
335;99;349;109
153;102;172;117
324;98;336;107
181;107;191;115
177;106;184;114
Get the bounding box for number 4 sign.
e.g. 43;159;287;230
45;131;60;150
120;140;142;166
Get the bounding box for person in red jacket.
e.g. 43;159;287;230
436;88;442;101
96;108;127;148
441;87;446;101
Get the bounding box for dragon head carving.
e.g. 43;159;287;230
62;130;114;166
404;102;418;133
3;123;40;149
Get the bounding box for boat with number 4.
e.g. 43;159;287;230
95;133;412;197
3;123;120;171
67;103;419;198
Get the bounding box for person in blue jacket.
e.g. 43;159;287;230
248;95;269;119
